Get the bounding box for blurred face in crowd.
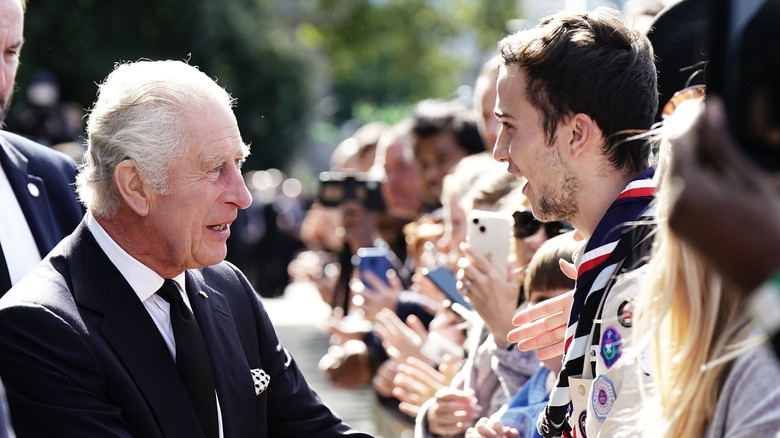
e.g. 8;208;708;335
381;136;423;220
417;131;468;205
0;0;23;123
474;74;500;152
494;63;579;224
440;191;467;263
138;101;252;276
514;225;549;269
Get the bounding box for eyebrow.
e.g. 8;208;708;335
494;109;510;119
10;38;24;51
207;142;250;163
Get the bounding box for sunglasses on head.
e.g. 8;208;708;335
512;210;570;239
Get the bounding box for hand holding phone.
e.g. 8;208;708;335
424;265;473;311
466;210;512;274
356;247;392;291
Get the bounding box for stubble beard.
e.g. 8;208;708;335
533;148;579;224
536;178;578;224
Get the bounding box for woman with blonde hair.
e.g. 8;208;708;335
631;99;780;437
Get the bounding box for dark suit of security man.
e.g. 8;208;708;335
0;59;373;437
0;131;83;293
0;0;83;295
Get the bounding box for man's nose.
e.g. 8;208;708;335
227;166;252;209
493;130;509;162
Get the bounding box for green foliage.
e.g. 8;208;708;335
18;0;309;171
298;0;519;123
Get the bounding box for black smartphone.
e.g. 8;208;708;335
707;0;780;172
356;247;392;291
318;171;385;211
424;265;473;311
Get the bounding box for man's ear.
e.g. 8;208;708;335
567;113;601;158
114;160;150;216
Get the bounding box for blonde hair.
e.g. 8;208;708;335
632;100;763;437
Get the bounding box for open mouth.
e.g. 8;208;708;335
208;224;229;232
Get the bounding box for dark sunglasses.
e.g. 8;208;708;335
512;210;571;239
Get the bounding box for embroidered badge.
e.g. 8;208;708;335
578;410;588;438
591;375;616;419
250;368;270;395
617;300;634;328
600;327;622;368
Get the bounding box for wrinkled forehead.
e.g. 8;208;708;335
0;0;24;36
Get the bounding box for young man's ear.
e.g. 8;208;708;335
114;160;151;216
567;113;601;158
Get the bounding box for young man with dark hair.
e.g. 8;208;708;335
494;8;658;437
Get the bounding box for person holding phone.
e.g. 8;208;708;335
465;232;578;438
414;170;541;438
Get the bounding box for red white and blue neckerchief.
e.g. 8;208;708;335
537;167;656;438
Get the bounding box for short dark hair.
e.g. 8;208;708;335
411;99;485;156
498;8;658;174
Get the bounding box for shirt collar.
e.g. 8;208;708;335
85;212;186;302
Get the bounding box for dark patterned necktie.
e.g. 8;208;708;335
157;279;218;438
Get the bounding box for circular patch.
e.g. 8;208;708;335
578;410;588;438
617;300;634;328
600;327;622;368
591;375;616;419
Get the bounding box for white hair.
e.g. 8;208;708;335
76;59;236;218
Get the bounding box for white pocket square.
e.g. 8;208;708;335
250;368;270;395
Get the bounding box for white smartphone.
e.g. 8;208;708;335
466;210;512;274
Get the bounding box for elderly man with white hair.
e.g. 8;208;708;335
0;59;374;438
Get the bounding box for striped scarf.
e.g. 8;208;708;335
537;168;656;438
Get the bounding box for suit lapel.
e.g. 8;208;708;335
0;137;60;256
69;223;205;437
186;270;258;437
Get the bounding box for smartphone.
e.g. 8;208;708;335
318;171;385;211
356;247;392;290
466;210;512;274
424;265;473;311
707;0;780;172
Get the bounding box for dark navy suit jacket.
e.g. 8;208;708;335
0;222;373;437
0;130;84;293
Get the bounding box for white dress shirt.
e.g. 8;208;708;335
85;213;224;437
0;167;42;285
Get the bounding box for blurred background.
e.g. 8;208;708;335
13;0;641;184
